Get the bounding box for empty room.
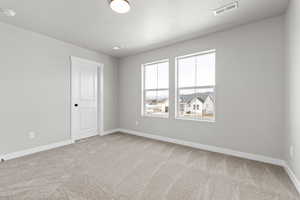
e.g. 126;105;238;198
0;0;300;199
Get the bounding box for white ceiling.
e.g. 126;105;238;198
0;0;288;58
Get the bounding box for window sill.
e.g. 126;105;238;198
175;117;215;123
142;114;169;119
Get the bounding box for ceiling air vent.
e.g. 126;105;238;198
214;1;238;16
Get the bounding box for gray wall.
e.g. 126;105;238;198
119;16;285;159
0;22;119;155
285;0;300;180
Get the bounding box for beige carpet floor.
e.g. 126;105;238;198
0;132;299;200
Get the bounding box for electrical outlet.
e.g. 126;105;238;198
28;131;36;139
290;145;294;159
135;121;139;126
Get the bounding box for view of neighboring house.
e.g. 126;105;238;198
145;98;169;115
179;92;215;120
145;92;215;120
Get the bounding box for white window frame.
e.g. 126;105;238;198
141;59;169;118
175;49;216;122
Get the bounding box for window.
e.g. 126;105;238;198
176;50;216;121
142;60;169;117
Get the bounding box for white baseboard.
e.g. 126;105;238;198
118;128;284;166
73;132;99;141
283;162;300;194
0;140;74;161
99;129;120;136
0;129;119;161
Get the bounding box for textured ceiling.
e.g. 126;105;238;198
0;0;289;57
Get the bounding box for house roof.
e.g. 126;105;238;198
147;98;169;105
179;92;215;104
146;92;214;105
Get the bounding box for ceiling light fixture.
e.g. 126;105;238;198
113;46;121;50
110;0;130;14
0;8;16;17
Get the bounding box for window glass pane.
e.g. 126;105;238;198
145;91;157;115
178;56;196;87
195;88;215;121
157;62;169;88
157;90;169;114
178;88;215;121
178;89;198;118
145;64;157;89
196;53;215;86
145;90;169;115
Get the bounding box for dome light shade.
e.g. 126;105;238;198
110;0;130;14
113;46;121;50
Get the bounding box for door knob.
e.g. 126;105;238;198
74;104;78;107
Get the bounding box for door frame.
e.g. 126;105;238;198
70;56;104;141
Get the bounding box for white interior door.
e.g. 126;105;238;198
71;57;99;140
